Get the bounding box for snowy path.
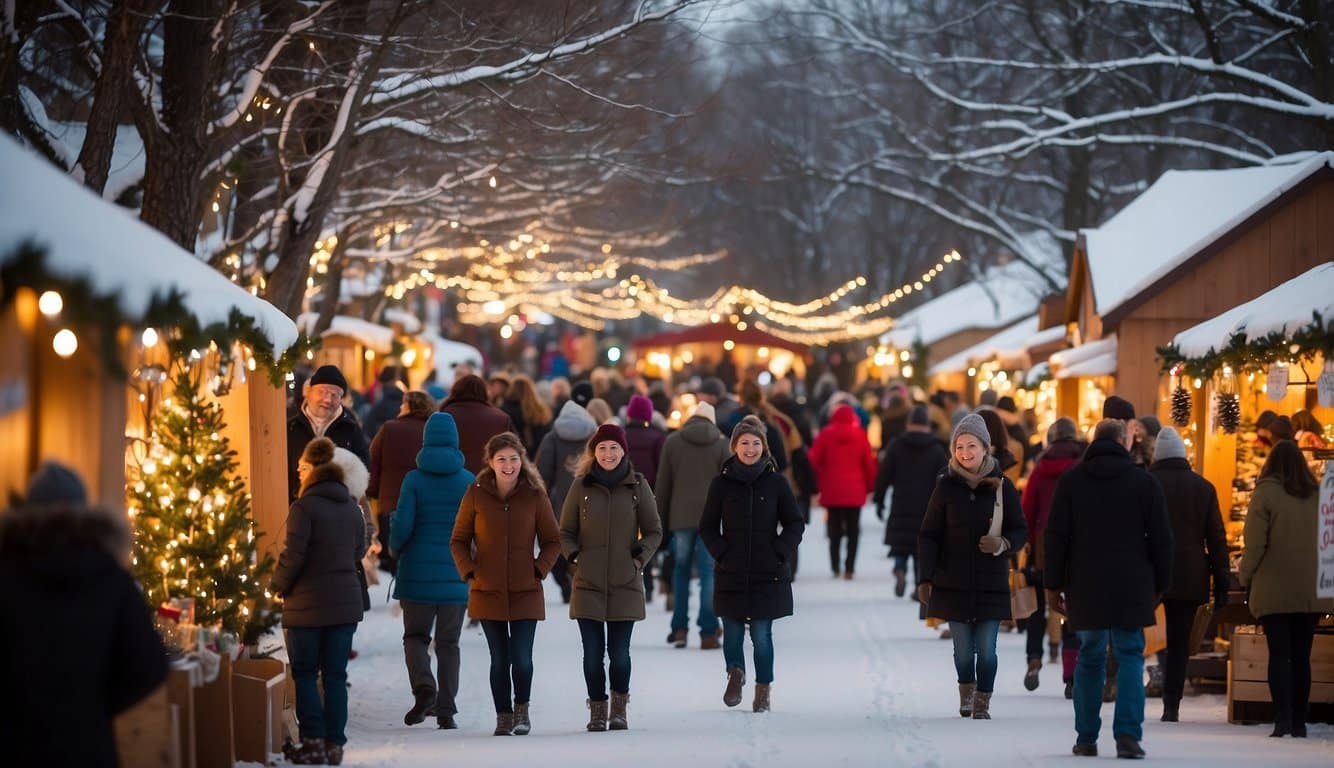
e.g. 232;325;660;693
311;507;1332;767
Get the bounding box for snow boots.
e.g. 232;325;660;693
493;712;515;736
1024;659;1042;691
586;699;609;732
325;742;344;766
894;569;907;597
958;683;975;717
701;628;722;650
512;702;531;735
1161;698;1180;722
286;739;326;765
1145;665;1164;698
609;692;630;730
1115;734;1146;759
753;683;771;713
971;691;992;720
404;686;436;726
724;666;746;708
667;628;688;648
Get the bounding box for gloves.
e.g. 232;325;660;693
875;504;885;521
916;582;933;604
978;535;1009;555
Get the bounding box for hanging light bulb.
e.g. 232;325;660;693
142;328;159;348
52;329;78;358
38;291;63;316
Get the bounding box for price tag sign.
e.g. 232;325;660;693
1266;364;1288;402
1318;462;1334;599
1319;370;1334;409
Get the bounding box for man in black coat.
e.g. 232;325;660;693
874;405;947;597
287;364;370;502
1045;419;1173;759
1147;427;1230;722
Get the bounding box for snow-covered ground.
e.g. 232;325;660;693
288;507;1333;767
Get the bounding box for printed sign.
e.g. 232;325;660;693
1266;364;1288;402
1320;462;1334;599
1318;369;1334;409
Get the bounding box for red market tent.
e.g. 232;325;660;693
631;322;811;359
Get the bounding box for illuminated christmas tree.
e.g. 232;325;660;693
129;365;278;644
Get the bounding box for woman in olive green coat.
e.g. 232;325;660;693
559;424;663;732
1239;440;1334;738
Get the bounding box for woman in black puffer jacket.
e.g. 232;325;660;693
918;414;1026;721
699;416;805;715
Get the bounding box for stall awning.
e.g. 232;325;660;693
0;134;298;355
297;313;395;354
632;322;810;359
928;315;1040;376
1171;262;1334;358
1050;335;1118;379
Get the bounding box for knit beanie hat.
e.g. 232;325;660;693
730;414;769;452
1102;395;1135;421
626;395;654;424
571;381;595;408
1154;427;1187;462
309;365;348;395
951;412;991;451
590;423;629;454
908;404;930;426
690;402;717;424
25;461;87;507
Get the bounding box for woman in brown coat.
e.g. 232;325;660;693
1238;440;1334;738
450;433;561;737
559;424;663;732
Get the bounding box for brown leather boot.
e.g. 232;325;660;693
958;683;975;717
724;666;745;708
493;712;515;736
753;683;771;713
701;628;722;650
586;699;609;732
512;702;531;735
972;691;992;720
609;692;629;730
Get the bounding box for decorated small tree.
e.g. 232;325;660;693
129;364;279;645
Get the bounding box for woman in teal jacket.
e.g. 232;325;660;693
390;412;475;729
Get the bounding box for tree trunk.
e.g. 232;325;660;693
75;0;152;194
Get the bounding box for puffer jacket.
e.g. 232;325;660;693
536;401;598;513
559;463;663;622
655;416;731;531
699;457;806;620
808;405;877;508
390;413;475;604
918;462;1027;622
272;462;369;628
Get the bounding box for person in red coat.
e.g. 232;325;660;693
809;404;877;579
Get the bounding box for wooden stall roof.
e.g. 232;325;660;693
1172;262;1334;357
296;313;395;354
632;322;810;360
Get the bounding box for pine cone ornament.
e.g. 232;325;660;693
1215;392;1240;434
1170;385;1191;427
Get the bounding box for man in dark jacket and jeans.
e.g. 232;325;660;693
1147;427;1229;723
874;404;947;597
1045;419;1173;760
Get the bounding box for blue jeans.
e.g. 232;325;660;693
722;617;775;684
286;624;357;745
577;619;634;700
949;620;1001;693
480;619;537;713
1075;628;1146;744
671;529;718;634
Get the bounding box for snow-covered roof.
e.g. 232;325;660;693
297;313;396;353
382;308;423;335
928;315;1040;376
1049;335;1118;379
423;334;483;386
1171;262;1334;358
1082;152;1334;319
881;258;1062;349
0;134;297;355
1024;325;1067;353
1023;361;1050;387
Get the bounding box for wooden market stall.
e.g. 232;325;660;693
632;321;811;383
297;313;395;392
1063;151;1334;421
1047;335;1118;434
926;315;1039;405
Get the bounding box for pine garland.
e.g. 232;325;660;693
1157;311;1334;378
1170;384;1192;427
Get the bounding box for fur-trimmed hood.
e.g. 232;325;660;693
331;447;369;499
299;461;348;499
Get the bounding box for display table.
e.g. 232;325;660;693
1227;631;1334;723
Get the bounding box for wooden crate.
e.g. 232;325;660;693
114;683;177;768
1227;632;1334;723
193;655;234;768
231;658;286;762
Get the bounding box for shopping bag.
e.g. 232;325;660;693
1009;568;1038;620
1142;604;1168;657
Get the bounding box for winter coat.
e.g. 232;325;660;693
808;405;877;509
390;414;475;604
363;385;404;440
272;463;369;628
1044;439;1173;631
450;473;561;621
918;464;1027;622
536;401;599;514
0;503;168;768
874;430;948;553
367;412;429;516
655;415;732;531
624;421;668;488
439;398;515;474
1239;477;1334;618
501;399;551;458
1150;457;1230;604
287;407;370;501
559;465;664;621
1019;440;1082;571
699;457;806;620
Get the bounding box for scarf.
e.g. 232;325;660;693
730;456;770;485
590;459;631;488
303;402;342;438
948;454;999;490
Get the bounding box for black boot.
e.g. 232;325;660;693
404;686;436;726
1161;698;1180;722
1114;734;1145;759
